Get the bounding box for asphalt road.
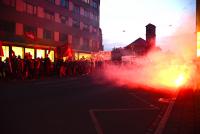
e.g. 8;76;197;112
0;75;171;134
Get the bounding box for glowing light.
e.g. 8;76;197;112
48;50;54;62
100;51;195;93
36;49;45;58
197;32;200;57
12;46;24;58
175;74;185;87
1;46;9;61
25;48;35;59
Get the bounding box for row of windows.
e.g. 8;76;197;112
1;46;55;62
0;20;98;51
0;18;99;42
2;0;99;25
45;0;98;9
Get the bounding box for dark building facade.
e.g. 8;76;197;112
0;0;102;61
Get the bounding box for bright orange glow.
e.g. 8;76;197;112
36;49;45;58
1;46;9;61
79;53;91;59
48;50;54;62
12;46;24;59
25;48;35;59
98;51;195;93
175;74;185;87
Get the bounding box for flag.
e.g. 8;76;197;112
0;41;4;57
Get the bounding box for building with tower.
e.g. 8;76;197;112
124;23;158;56
0;0;102;62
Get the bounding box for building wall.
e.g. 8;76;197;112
0;0;102;60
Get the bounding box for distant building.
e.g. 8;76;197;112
124;23;159;56
0;0;102;61
125;37;147;56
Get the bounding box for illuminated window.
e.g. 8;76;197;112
79;53;91;59
47;50;54;62
1;46;9;61
74;52;78;60
36;49;45;58
197;32;200;57
25;48;34;59
12;46;24;59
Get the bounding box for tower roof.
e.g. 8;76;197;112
146;23;156;28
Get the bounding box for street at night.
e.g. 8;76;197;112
0;74;174;134
0;0;200;134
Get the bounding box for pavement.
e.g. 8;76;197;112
163;89;200;134
0;75;199;134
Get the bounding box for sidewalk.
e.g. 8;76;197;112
163;89;200;134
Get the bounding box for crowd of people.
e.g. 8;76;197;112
0;53;104;80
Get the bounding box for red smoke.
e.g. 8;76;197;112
95;49;196;93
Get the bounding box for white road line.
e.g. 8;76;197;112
154;98;176;134
89;107;158;134
129;93;160;109
89;110;104;134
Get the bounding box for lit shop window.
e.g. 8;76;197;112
46;50;54;62
36;49;45;58
79;53;91;60
2;46;9;61
25;48;35;59
74;52;78;60
12;46;24;59
197;32;200;57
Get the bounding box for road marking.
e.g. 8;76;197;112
89;110;104;134
89;107;158;134
154;97;176;134
129;93;160;109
